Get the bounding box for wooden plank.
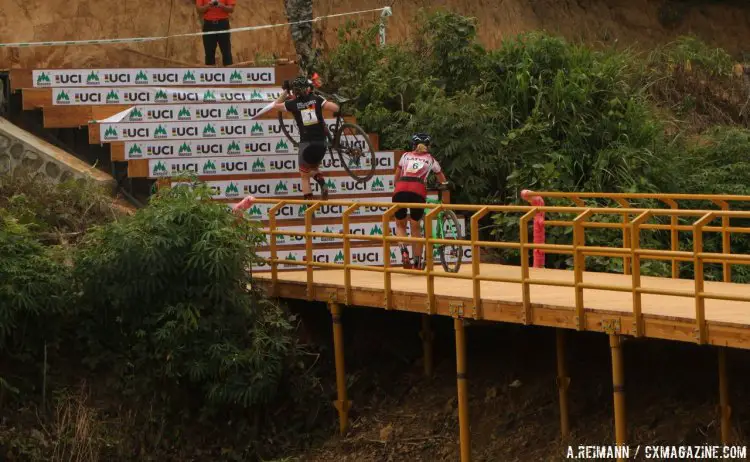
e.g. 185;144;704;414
253;264;750;350
22;88;51;110
10;68;32;92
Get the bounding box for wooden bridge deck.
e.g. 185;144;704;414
254;263;750;349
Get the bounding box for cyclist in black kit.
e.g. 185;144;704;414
272;76;340;201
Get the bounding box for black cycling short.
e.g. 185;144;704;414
298;140;327;171
392;191;426;221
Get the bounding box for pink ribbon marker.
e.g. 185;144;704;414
520;189;545;268
232;195;256;214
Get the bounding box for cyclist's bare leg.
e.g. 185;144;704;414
395;217;411;268
410;218;424;268
300;169;314;198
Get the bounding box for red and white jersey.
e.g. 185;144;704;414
394;151;442;196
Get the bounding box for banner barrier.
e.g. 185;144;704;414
147;152;394;178
257;218;466;247
54;87;282;106
173;174;395;200
123;137;295;159
99;118;342;142
100;102;279;123
251;244;472;271
225;194;439;221
33;68;274;88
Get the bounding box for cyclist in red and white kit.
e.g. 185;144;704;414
392;133;449;270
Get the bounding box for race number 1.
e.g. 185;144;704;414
301;108;318;126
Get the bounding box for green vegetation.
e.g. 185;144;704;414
0;176;324;461
319;10;750;280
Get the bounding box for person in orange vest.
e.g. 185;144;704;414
196;0;236;66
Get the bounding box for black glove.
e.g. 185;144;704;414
437;182;450;191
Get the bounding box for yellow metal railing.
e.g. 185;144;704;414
523;190;750;281
251;198;750;344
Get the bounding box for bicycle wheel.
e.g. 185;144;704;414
438;209;463;273
277;111;299;148
333;122;377;182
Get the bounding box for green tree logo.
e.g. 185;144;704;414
203;124;216;136
250;89;263;100
274;181;288;194
203;90;216;102
203;160;217;173
247;205;262;218
182;70;196;83
230;70;243;83
370;225;383;235
227;141;240;154
104;126;118;139
325;179;337;192
154;125;168;138
178;143;192;155
155;90;168;102
251;158;265;172
334;250;345;263
226;105;239;118
322;226;335;242
86;71;100;84
36;72;51;85
135;70;149;83
275;139;289;153
129;108;143;120
152;161;167;176
56;91;70;103
128;144;143;156
178;107;191;120
371;177;385;192
250;122;263;135
225;182;240;197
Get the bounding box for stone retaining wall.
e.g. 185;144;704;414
0;117;115;190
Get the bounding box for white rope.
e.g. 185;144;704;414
0;6;392;48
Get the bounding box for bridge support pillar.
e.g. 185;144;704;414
454;318;471;462
329;301;350;436
420;315;434;378
556;329;571;439
718;347;732;444
609;334;627;460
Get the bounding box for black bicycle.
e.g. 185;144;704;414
277;90;377;182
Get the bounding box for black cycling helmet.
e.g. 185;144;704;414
291;76;313;93
411;132;431;149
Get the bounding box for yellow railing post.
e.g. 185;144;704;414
693;212;715;345
609;334;627;461
614;198;632;275
470;208;490;320
454;317;471;462
630;211;652;337
519;208;538;325
424;205;444;315
329;300;351;435
304;201;324;301
573;209;594;330
661;199;680;279
712;200;732;283
382;204;400;310
268;201;287;297
342;204;361;306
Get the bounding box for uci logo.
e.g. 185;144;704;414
105;73;131;84
150;146;174;156
246;142;271;153
342;181;367;191
270;160;296;171
201;72;225;83
173;127;198;137
152;73;178;83
124;128;149;138
319;205;344;215
222;93;247;101
150;110;174;120
223;126;246;136
124;92;150;102
321;158;342;169
353;252;380;263
197;144;222;155
174;93;199;101
246;71;273;83
58;75;82;84
198;109;221;118
312;254;330;263
172;163;199;172
221;161;247;172
244;184;271;195
78;93;101;103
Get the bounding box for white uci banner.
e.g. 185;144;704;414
53;87;282;106
175;175;395;200
147;152;394;178
99;119;340;142
251;245;472;272
226;195;439;221
260;218;467;247
34;68;275;87
100;103;276;123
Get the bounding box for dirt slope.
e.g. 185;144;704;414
1;0;749;69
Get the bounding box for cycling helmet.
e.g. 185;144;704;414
411;132;431;149
291;76;313;93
